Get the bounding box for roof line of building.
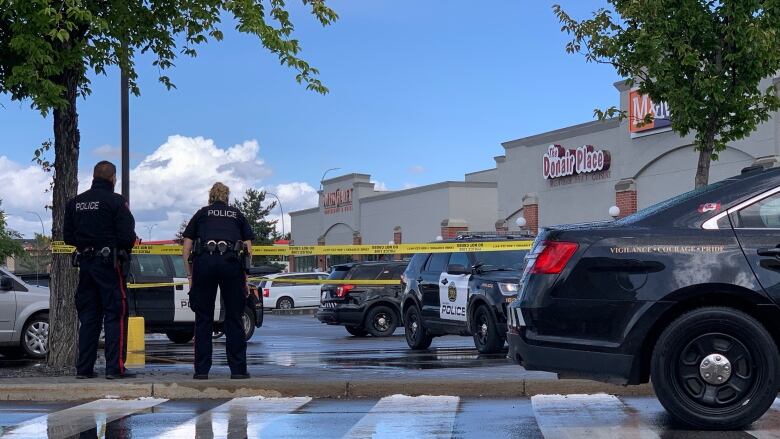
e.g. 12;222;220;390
464;168;495;177
290;206;319;216
360;181;496;203
501;118;620;150
321;173;371;185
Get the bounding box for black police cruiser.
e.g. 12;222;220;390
317;261;407;337
127;253;263;343
401;236;531;353
507;166;780;430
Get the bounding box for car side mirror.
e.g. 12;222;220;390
0;276;13;291
446;264;471;275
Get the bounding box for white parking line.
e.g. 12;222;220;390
2;398;167;439
532;394;659;439
161;396;312;438
343;395;459;439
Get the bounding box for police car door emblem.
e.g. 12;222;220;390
448;283;457;302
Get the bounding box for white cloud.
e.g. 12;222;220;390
264;182;319;236
409;165;425;174
403;182;419;189
92;144;121;159
371;180;389;191
1;136;319;240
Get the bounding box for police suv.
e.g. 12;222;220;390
508;166;780;430
128;253;263;343
400;236;531;353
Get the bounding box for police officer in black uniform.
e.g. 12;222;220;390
181;182;254;379
64;161;137;379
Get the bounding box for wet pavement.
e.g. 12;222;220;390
0;396;779;438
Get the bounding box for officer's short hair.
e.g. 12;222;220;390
93;161;116;181
209;182;230;204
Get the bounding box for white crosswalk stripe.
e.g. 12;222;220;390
343;395;459;439
532;394;659;439
1;398;167;439
160;396;312;438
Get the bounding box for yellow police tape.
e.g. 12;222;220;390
124;278;401;289
51;240;532;256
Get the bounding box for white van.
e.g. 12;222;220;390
259;272;328;309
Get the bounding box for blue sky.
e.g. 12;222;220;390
0;0;619;238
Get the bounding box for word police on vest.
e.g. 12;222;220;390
207;209;237;218
76;201;100;211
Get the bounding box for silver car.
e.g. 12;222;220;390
0;267;49;359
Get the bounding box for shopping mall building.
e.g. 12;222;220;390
290;78;780;270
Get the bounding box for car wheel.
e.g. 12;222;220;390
651;307;780;430
345;326;369;337
242;307;256;341
472;305;504;354
165;330;194;344
366;305;398;337
404;305;433;350
22;313;49;359
277;297;294;310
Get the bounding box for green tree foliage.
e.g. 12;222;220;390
233;188;278;246
554;1;780;187
0;200;23;262
0;0;337;368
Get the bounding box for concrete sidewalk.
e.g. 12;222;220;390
0;372;654;401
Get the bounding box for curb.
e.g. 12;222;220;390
270;307;318;316
0;379;655;401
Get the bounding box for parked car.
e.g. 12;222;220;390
257;272;329;309
0;266;49;359
507;166;780;430
128;253;262;343
400;236;532;353
317;261;408;337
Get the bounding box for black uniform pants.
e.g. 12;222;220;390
75;256;128;376
190;253;248;375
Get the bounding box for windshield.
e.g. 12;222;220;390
617;180;728;224
328;266;351;280
473;250;527;271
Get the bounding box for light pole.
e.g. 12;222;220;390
144;224;157;242
319;167;342;192
26;211;45;286
265;192;285;238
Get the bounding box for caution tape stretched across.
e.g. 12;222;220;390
50;240;532;256
124;278;400;289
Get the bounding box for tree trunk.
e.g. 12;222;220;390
47;68;81;370
695;130;717;189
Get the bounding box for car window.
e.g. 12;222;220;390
425;253;449;273
347;264;385;280
136;255;170;277
474;250;528;270
328;266;351;280
376;264;407;280
406;253;429;275
448;252;470;268
270;276;295;287
171;257;188;278
733;192;780;228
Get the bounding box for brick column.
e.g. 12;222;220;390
393;226;402;260
352;231;363;263
522;194;539;236
494;219;508;235
441;219;468;240
317;236;327;272
615;179;637;219
287;239;296;273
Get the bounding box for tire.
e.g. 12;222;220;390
345;326;369;337
277;297;294;310
651;307;780;430
21;313;49;359
165;329;194;344
364;305;399;337
472;305;504;354
404;305;433;350
242;307;256;341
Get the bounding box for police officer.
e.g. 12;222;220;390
181;182;254;379
63;161;137;379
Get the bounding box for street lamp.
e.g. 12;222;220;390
144;224;157;241
264;192;285;238
319;167;342;192
26;211;45;286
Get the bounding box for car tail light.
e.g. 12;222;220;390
336;284;355;298
530;241;578;274
263;288;270;297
